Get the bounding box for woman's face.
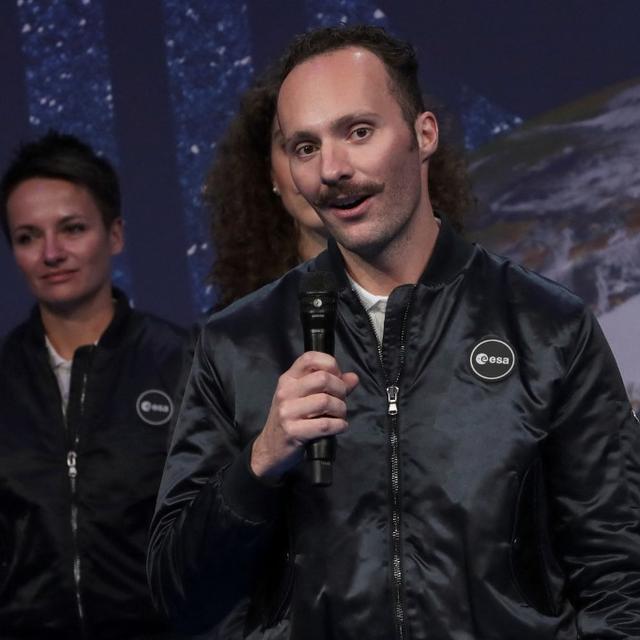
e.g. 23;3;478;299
7;177;123;313
270;121;327;235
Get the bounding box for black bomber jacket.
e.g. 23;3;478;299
0;289;187;640
148;217;640;639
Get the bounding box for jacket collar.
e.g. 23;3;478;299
316;212;474;291
97;288;133;348
24;287;132;352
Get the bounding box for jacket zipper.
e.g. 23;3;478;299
66;366;89;637
353;287;413;640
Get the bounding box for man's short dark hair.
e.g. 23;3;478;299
279;25;425;127
0;130;121;242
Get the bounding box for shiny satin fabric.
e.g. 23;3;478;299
148;216;640;639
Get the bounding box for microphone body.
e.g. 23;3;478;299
299;271;338;486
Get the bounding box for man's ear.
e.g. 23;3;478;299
414;111;439;162
109;217;124;256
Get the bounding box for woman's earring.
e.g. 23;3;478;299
272;185;280;196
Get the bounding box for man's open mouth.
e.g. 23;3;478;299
327;194;370;210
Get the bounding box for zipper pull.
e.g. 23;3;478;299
67;451;78;479
386;385;399;415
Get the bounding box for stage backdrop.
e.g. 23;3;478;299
1;0;638;409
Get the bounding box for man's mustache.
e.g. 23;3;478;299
314;181;384;208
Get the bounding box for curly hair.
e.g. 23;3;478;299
204;72;298;310
206;66;473;309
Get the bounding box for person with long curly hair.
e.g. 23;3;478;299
205;67;473;309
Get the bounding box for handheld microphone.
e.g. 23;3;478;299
299;270;338;487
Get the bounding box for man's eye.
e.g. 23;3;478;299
295;143;316;157
351;127;372;141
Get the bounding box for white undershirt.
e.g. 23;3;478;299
348;276;388;344
346;218;440;344
45;336;72;415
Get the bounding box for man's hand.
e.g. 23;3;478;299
250;352;359;479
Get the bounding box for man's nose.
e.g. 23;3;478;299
319;142;354;185
42;233;66;266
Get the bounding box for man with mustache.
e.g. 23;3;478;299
149;26;640;639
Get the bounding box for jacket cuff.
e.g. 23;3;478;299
220;443;283;524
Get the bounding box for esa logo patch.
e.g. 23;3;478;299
469;338;516;382
136;389;174;426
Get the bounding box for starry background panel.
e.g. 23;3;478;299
162;0;254;314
